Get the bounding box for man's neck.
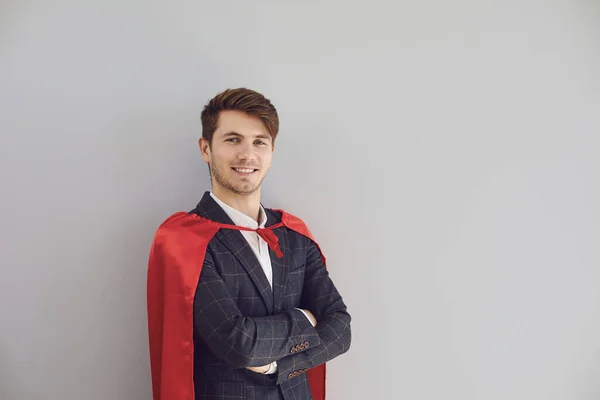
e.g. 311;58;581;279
211;186;262;223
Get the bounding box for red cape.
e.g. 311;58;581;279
147;210;327;400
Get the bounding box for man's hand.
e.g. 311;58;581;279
246;363;271;374
300;309;317;327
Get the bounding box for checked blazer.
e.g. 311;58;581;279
190;191;352;400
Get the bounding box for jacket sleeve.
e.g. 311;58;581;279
274;237;352;385
193;250;321;368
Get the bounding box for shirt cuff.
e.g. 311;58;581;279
265;361;278;374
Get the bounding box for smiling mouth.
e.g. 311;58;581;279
232;167;258;174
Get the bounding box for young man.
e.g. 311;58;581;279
147;88;351;400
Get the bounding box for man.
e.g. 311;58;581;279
146;88;351;400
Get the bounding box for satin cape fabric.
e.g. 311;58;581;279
147;210;327;400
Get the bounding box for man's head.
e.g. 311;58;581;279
198;88;278;197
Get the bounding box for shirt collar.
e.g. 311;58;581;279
210;191;267;229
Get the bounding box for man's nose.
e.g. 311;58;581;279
236;142;255;160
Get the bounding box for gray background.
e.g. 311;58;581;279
1;1;599;399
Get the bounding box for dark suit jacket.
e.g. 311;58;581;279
190;192;351;400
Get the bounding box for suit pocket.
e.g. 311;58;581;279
197;381;245;398
286;269;305;296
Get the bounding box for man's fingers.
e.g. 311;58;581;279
302;309;317;326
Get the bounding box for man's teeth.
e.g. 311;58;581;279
234;168;255;173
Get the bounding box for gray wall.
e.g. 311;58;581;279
1;1;599;399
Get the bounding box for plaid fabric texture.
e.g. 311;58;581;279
191;192;351;400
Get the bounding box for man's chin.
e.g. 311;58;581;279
213;173;263;196
225;183;260;196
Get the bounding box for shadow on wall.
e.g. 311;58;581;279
101;96;216;397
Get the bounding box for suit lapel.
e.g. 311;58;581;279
266;209;289;314
192;192;274;313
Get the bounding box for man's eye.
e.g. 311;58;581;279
256;140;267;145
226;138;239;143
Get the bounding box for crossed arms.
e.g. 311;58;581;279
193;238;352;385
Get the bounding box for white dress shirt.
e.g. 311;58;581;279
210;192;273;287
210;192;316;374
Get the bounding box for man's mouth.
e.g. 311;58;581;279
232;167;258;174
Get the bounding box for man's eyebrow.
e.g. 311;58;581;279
222;131;271;140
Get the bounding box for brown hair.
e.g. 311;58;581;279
200;88;279;145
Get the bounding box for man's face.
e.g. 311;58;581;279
199;110;274;196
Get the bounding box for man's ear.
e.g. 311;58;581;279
198;137;211;162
